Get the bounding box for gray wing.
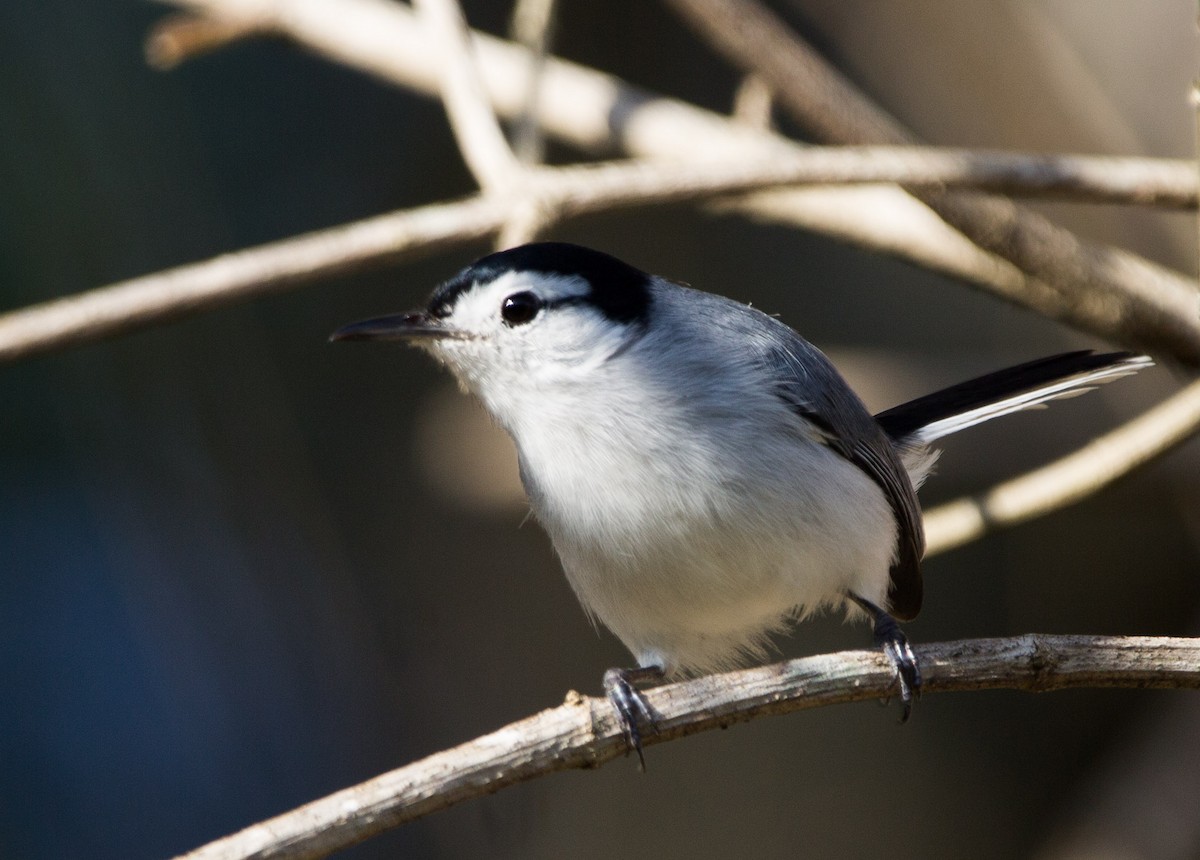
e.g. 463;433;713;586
764;336;925;620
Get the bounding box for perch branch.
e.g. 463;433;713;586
152;0;1200;363
174;634;1200;860
661;0;1200;363
1;148;1194;364
926;376;1200;555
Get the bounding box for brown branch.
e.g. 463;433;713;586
145;12;265;69
732;74;774;130
173;634;1200;860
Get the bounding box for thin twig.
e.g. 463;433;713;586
173;634;1200;860
152;0;1200;364
544;148;1200;211
2;148;1195;364
145;12;265;69
508;0;557;165
732;74;774;131
498;0;559;247
660;0;1200;364
413;0;521;190
0;196;509;363
926;376;1200;555
1192;80;1200;276
144;0;1015;301
495;196;553;249
662;0;905;144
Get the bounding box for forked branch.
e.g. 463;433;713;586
662;0;1200;364
1;147;1196;364
150;0;1200;364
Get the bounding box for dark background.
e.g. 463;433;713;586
2;2;1199;858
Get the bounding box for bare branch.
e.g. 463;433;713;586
413;0;522;190
508;0;558;165
925;376;1200;555
142;0;1009;301
543;148;1200;211
661;0;1200;363
3;148;1194;364
153;0;1200;363
145;12;265;69
662;0;910;145
0;196;509;363
1193;82;1200;270
497;0;560;247
494;196;554;248
0;149;1188;360
173;635;1200;860
732;74;774;131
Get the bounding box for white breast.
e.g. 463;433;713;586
509;354;898;676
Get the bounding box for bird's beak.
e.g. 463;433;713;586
329;311;457;343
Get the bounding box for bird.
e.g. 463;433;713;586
331;241;1151;761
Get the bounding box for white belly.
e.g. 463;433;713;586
519;422;898;676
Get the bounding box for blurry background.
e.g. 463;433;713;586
2;1;1199;858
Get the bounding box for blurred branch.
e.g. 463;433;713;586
413;0;522;191
151;0;1200;363
661;0;1200;363
174;634;1200;860
1193;82;1200;270
145;11;265;69
2;148;1195;364
925;376;1200;555
732;74;774;131
0;196;508;363
508;0;557;165
496;0;559;248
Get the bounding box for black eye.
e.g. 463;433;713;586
501;292;543;326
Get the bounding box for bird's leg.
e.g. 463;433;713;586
603;665;665;770
847;593;921;721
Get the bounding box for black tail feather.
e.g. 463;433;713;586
874;351;1143;443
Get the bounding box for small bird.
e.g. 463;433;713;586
332;242;1150;758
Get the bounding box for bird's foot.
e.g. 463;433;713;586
603;665;664;770
848;594;921;721
874;615;921;722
